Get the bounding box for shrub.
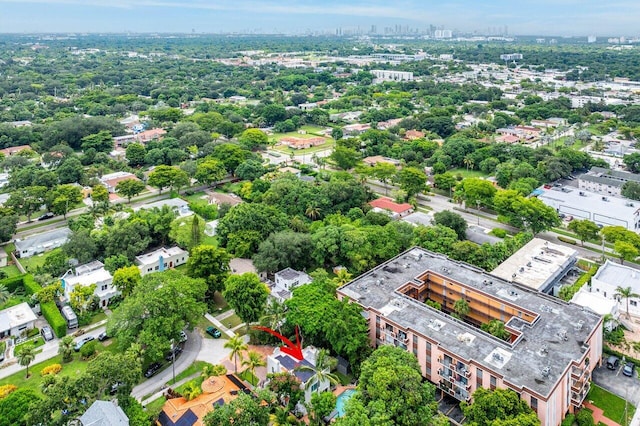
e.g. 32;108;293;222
41;302;67;338
575;408;595;426
490;228;507;238
0;274;41;294
558;265;598;302
557;236;577;245
40;364;62;376
0;384;17;399
561;413;576;426
22;275;41;295
26;328;40;338
80;341;97;359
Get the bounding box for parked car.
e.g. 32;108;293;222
179;330;187;343
206;326;221;338
38;212;55;221
73;336;95;352
623;362;635;377
109;382;123;395
165;345;183;361
606;355;620;370
97;332;108;341
41;326;54;341
144;362;162;378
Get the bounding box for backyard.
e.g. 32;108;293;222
448;168;491;179
17;248;63;273
587;384;636;426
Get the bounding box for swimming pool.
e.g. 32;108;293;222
335;389;356;417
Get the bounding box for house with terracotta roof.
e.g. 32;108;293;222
100;172;140;193
157;374;249;426
0;145;32;157
280;137;326;150
369;197;414;219
404;130;425;140
362;156;401;168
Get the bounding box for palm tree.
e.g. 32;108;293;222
305;203;321;220
0;285;10;305
241;350;266;382
333;269;352;286
224;335;247;373
201;363;226;380
261;299;287;334
463;155;474;171
614;286;640;319
182;381;202;401
58;336;74;363
295;349;339;394
17;344;36;378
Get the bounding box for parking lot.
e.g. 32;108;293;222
592;362;640;406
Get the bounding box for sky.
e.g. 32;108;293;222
0;0;638;36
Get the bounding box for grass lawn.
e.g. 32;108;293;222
219;182;246;194
220;313;244;330
0;294;32;311
19;248;63;273
15;336;45;353
0;264;21;278
0;354;91;397
587;384;636;426
167;360;212;386
143;395;166;417
449;168;490;179
201;235;218;247
271;140;334;156
238;369;258;386
180;191;208;204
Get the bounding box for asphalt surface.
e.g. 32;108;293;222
592;363;640;408
131;329;202;401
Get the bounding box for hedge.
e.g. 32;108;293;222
22;275;40;295
603;345;640;368
559;265;598;301
41;302;66;338
0;274;40;295
557;236;577;245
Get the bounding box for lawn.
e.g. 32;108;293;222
220;313;244;330
238;369;258;386
0;354;91;397
0;264;21;278
0;294;32;311
587;384;636;426
180;191;208;204
143;395;166;417
18;248;63;273
271;140;334;156
449;168;490;179
15;336;45;353
167;360;212;386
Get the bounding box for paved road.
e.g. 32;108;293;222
131;329;202;401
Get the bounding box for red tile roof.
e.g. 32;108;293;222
369;197;413;214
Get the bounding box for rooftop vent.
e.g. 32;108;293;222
557;329;568;341
539;344;549;356
526;262;532;267
541;367;550;378
492;352;504;362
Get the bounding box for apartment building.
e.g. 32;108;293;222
337;247;603;426
578;166;640;197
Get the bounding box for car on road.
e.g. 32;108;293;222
165;345;183;361
144;362;162;378
606;355;620;370
37;212;55;221
73;336;95;352
179;330;187;343
110;382;123;395
97;332;108;341
41;326;54;341
206;326;221;338
623;362;635;377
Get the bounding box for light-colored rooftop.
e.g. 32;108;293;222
572;290;618;317
491;238;577;291
593;259;640;291
61;263;112;288
0;302;37;332
135;246;187;266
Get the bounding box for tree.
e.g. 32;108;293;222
187;245;231;299
216;203;289;250
224;335;248;373
84;351;142;398
58;336;74;363
182;381;203;401
235;160;266;181
148;165;188;194
115;179;146;202
16;344;36;378
239;128;268;151
0;388;40;426
568;219;600;246
614;240;638;265
107;270;207;362
241;350;266;379
624;153;640;173
0;284;9;305
481;319;510;341
81;130;113;152
395;167;427;199
413;225;458;254
310;392;337;426
433;210;468;240
295;349;339;394
462;388;539;426
195;158;226;186
346;345;436;426
371;162;397;195
56;157;85;184
330;146;360;170
223;273;268;331
91;184;110;206
453;298;470;319
622;181;640;201
331;127;343;141
614;286;640;319
7;186;47;222
104;254;131;274
203;393;269;426
125;143;146;167
69;283;96;316
252;231;314;274
433;172;457;195
112;265;141;297
48;184;82;218
457;178;496;208
0;214;18;243
170;215;205;250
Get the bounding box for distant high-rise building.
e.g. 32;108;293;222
587;35;597;43
370;25;377;34
434;29;452;39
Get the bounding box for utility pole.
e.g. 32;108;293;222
476;200;481;225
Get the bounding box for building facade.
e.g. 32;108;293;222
337;248;603;426
61;261;119;308
271;268;312;302
578;166;640;197
266;346;330;404
135;246;189;276
591;260;640;318
0;302;37;338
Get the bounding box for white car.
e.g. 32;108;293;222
41;326;54;341
179;330;187;343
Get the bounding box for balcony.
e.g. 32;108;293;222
571;382;590;406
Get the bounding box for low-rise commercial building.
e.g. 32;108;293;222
337;247;602;426
578;166;640;197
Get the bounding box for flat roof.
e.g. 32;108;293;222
14;227;71;252
338;247;601;399
593;259;640;292
0;302;37;332
572;290;618;317
491;238;577;291
135;246;187;266
536;186;640;229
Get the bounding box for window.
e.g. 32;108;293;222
530;396;538;413
476;368;483;387
631;300;638;307
311;382;319;392
101;285;108;291
490;375;497;390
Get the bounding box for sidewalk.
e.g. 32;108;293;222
204;313;236;338
584;402;621;426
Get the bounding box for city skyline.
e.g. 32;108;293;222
0;0;639;36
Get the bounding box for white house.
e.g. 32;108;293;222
14;228;72;258
135;198;193;217
591;260;640;318
271;268;312;302
0;302;37;338
61;261;118;308
135;246;189;276
79;400;129;426
266;346;330;404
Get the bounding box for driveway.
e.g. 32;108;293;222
592;363;640;406
131;329;202;400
